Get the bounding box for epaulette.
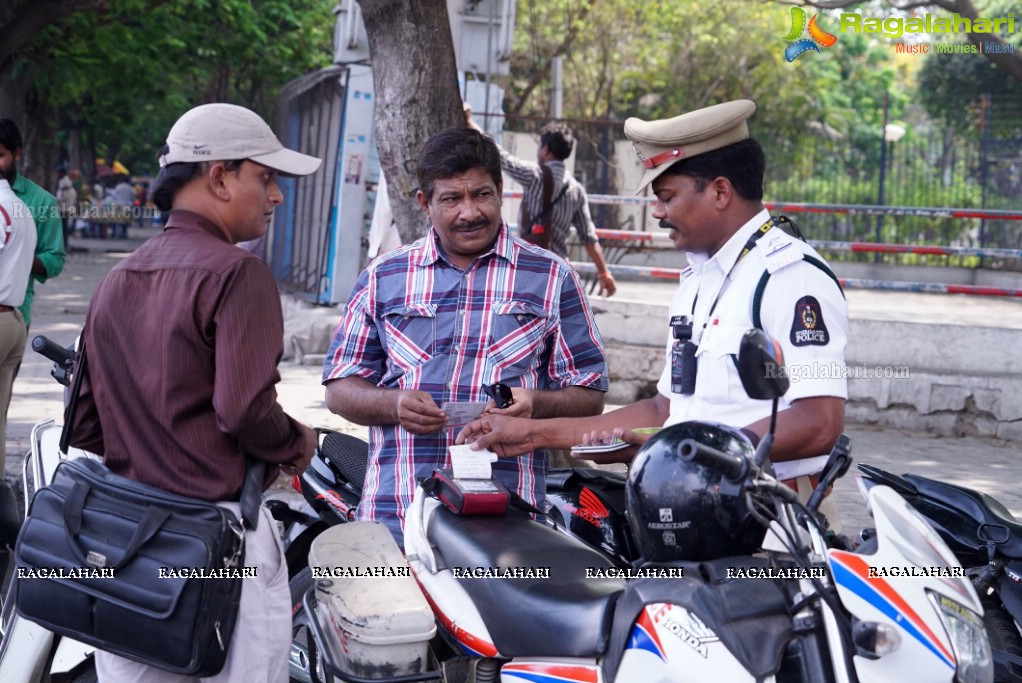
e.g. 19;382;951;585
756;229;803;274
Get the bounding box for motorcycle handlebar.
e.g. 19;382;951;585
32;335;74;368
678;438;749;481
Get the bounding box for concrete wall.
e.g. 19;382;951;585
837;262;1022;289
282;296;343;367
613;251;1022;290
281;284;1022;442
843;320;1022;441
588;296;1022;442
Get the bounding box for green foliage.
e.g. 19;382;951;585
909;1;1021;135
507;2;899;135
918;48;1021;136
20;0;334;176
768;133;989;245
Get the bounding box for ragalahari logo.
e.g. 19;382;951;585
783;7;838;61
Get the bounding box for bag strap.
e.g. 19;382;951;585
752;255;845;330
60;334;88;455
239;459;264;530
519;164;554;232
537;166;570;227
548;181;569;210
540;164;554;215
60;331;263;531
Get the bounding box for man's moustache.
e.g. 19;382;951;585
452;219;490;232
658;220;677;231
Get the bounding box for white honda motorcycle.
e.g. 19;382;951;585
301;329;993;683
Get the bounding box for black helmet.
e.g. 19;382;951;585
626;421;765;562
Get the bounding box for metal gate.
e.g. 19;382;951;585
272;65;375;304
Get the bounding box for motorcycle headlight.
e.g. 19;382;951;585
928;592;993;683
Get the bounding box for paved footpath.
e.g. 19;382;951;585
7;228;1022;537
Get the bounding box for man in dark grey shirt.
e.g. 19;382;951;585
71;103;320;681
466;108;617;297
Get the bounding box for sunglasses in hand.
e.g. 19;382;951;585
482;382;515;409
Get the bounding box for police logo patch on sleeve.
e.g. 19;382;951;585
790;296;829;346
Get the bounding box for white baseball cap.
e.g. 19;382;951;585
159;103;322;177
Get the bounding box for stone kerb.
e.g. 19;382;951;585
845;320;1022;440
278;289;1022;442
590;295;1022;441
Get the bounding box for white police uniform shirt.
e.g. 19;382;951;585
655;208;848;480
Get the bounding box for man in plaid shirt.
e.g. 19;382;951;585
323;127;609;543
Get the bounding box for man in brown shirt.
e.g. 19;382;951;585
70;103;320;682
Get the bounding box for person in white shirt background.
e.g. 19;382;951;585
0;177;38;477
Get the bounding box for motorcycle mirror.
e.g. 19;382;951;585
737;329;790;400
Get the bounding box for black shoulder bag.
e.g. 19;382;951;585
520;165;568;251
14;334;264;677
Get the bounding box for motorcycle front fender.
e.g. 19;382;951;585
0;614;54;682
51;634;95;675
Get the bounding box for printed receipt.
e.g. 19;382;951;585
449;444;498;479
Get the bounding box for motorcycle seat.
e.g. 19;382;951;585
427;507;627;658
903;474;1022;558
319;430;368;490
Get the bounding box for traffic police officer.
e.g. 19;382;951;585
627;99;848;485
457;100;848;521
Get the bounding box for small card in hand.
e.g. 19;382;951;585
442;401;487;430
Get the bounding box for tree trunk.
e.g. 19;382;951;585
3;64;58;187
359;0;466;244
1;0;106;184
67;127;85;173
0;62;30;123
22;98;59;189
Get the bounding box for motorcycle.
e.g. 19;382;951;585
857;463;1022;682
278;428;367;682
281;430;635;682
0;337;99;682
0;334;358;683
298;328;993;683
0;334;632;683
281;427;634;570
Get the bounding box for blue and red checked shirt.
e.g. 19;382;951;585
322;224;608;540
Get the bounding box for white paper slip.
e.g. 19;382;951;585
442;401;488;430
449;443;498;479
773;454;829;481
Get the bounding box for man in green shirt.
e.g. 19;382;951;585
0;119;66;330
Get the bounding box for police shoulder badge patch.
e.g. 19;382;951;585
790;296;829;346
